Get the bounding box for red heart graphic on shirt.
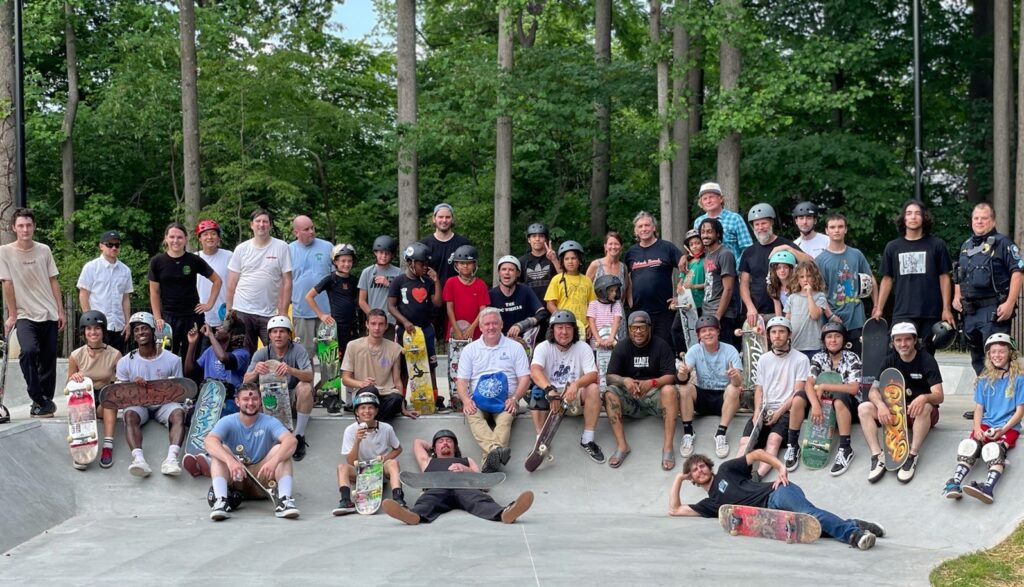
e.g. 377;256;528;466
411;287;428;303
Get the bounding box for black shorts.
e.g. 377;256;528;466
795;389;859;420
742;411;790;449
694;387;725;417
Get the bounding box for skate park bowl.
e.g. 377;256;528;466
1;353;1019;585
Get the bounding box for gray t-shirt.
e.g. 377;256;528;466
357;264;402;324
783;291;829;351
703;245;737;319
248;342;312;389
685;342;742;390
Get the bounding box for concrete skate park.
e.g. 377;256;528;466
0;352;1016;586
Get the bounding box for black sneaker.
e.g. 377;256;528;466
325;395;342;415
210;497;231;521
830;447;854;476
848;529;876;550
963;481;995;504
580;441;606;464
784;445;800;472
867;454;886;483
294;435;308;462
275;496;300;518
435;397;452;413
482;450;503;473
897;453;917;483
29;403;41;416
227;489;245;512
497;446;512;466
392;488;407;508
853;519;886;538
332;497;356;516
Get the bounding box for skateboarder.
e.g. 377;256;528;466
205;383;299;520
739;203;810;327
519;223;561;312
543;240;595;336
807;323;863;476
243;315;315;461
341;309;418;422
388;241;444;410
305;243;360;364
422;203;473;353
443;244;489;340
488;255;546;338
357;235;402;341
669;451;884;550
381;429;534;525
624;211;685;346
67;310;122;468
77;229;133;353
116;312;187;477
791;201;829;259
195;220;233;353
941;333;1024;503
816;213;878;356
858;322;944;483
529;310;604;463
333;391;406;514
676;316;743;459
699;218;739;348
587;275;623;352
183;314;251;414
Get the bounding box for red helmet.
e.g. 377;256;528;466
195;219;221;236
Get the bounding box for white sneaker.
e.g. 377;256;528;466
679;434;695;457
714;434;730;458
161;457;182;476
129;458;152;477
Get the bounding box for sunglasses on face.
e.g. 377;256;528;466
103;242;121;249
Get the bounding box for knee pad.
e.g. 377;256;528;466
982;441;1007;466
957;438;981;466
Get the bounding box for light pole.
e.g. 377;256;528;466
912;0;923;202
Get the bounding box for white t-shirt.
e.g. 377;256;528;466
340;420;400;461
228;238;292;317
531;340;597;387
115;348;184;382
457;335;530;392
198;248;232;327
754;350;809;410
77;256;134;331
794;232;830;259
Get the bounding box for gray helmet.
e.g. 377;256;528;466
432;429;461;456
79;310;108;330
593;274;623;303
496;255;520;272
931;321;957;350
684;229;701;244
403;242;431;263
372;235;398;253
820;321;847;342
557;240;584;261
526;223;549;238
695;315;720;333
747;203;777;222
453;244;478;263
792;201;818;217
549;310;577;326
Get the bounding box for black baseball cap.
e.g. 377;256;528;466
98;230;122;244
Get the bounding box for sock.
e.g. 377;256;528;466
682;421;694;436
581;429;595;444
167;445;180;460
340;486;351;501
839;435;851;450
278;475;293;498
132;448;145;461
294;413;311;436
986;468;1003;489
213;476;229;499
716;425;728;437
103;437;114;449
787;429;800;448
952;463;971;485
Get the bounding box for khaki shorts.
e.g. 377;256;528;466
608;385;665;418
230;462;274;500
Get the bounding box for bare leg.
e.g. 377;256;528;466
125;411;143;450
660;386;679;454
834;400;852;436
531;409;547;435
582;384;601;433
721;385;740;427
758;432;783;477
910;404;934;454
604;393;629;453
167;409;186;446
678;383;696;422
858;403;882;456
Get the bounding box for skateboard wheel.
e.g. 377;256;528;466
90;432;97;440
235;444;244;454
67;435;73;443
546;455;554;462
539;443;548;453
730;529;739;536
64;388;70;396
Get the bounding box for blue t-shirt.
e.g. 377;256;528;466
685;342;742;391
816;247;872;330
210;413;289;463
197;346;251;392
289;238;334;319
975;374;1024;431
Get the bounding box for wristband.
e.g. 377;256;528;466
650;378;657;387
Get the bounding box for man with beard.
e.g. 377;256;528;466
422;203;472;355
739;203;811;326
699;219;739;348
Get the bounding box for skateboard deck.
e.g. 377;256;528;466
518;326;540;359
743;405;770;456
677;289;698;349
184;379;226;458
315;322;341;410
234;444;279;506
157;323;173;350
402;327;435;415
860;317;888;401
355;459;385;515
719;505;822;544
0;334;9;424
596;326;613;393
66;377;98;469
525;390;565;472
447;320;471;412
878;367;910;471
100;378;198;410
400;470;506;490
736;315;767;412
800;372;841;469
259;360;293;430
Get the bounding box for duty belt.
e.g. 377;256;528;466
964;295;1000;307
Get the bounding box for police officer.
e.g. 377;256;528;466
954;203;1024;374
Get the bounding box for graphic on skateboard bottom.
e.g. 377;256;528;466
355;459;384;515
184;380;227;458
719;505;821;544
66;377;98;469
879;367;910;471
525;391;565;472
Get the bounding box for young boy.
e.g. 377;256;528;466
587;275;623;350
306;244;360;363
544;240;595;336
388;242;444;408
333;390;405;515
443;245;489;340
358;235;402;341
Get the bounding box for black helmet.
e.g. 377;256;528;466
594;275;622;303
526;223;549;238
931;321;957;350
403;242;431;263
557;240;584;261
431;429;461;456
372;235;398;253
453;244;478;263
792;201;818;217
695;315;720;333
79;310;108;330
820;321;848;342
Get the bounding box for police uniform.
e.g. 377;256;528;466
957;231;1024;373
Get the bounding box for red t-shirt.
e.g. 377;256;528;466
443;276;489;339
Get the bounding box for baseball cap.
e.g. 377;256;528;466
628;311;652;326
98;230;122;244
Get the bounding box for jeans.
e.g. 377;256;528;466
767;483;857;542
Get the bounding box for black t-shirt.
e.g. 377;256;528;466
148;252;214;315
519;252;557;302
489;285;543;333
880;349;942;401
738;236;799;315
691;457;775;517
607;334;676;379
313;273;360;330
624;239;682;314
387;273;436;328
422;233;471;292
879;235;952;321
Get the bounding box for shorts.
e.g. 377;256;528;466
742;410;790;446
230;462;274;500
694;387;725;417
528;385;583;416
795;388;859;419
908;401;940;430
608;385;667;418
971;425;1020;449
123;402;184;426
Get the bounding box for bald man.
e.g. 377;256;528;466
290;215;334;358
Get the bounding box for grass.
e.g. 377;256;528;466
931;520;1024;586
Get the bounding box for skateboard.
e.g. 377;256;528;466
736;315;767;412
677;288;698;349
355;458;385;515
719;504;822;544
596;325;614;393
517;326;540;359
184;379;226;458
100;378;198;410
157;323;173;350
0;333;9;423
65;377;98;469
860;317;888;401
447;320;472;411
743;404;770;456
234;444;280;507
315;321;341;411
524;389;565;472
878;367;910;471
259;360;293;430
402;327;435;415
799;372;841;469
399;470;506;490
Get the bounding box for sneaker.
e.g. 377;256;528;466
31;402;54;419
896;454;917;483
867;454;885;483
392;488;407;508
161;456;182;476
943;479;963;500
99;446;114;468
497;446;512;466
580;441;606;464
784;445;800;471
331;497;356;516
209;497;231;521
848;529;876;550
129;458;152;477
382;498;421;525
294;435;308;462
679;434;695;458
325;394;342;415
183;453;211;477
853;519;886;538
830;447;855;477
482;450;503;474
435;397;452;413
29;403;41;416
714;434;730;458
500;491;535;524
963;481;995;504
275;496;300;519
72;462;87;471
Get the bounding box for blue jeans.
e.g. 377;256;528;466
767;483;857;542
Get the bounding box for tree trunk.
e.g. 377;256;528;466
179;0;201;235
650;1;673;242
0;0;15;244
61;1;79;244
589;0;611;241
494;7;514;284
1015;0;1024;255
968;0;994;204
396;0;419;252
717;0;741;211
993;0;1012;233
688;36;703;137
671;14;691;243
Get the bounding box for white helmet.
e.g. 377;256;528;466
855;273;873;298
496;255;520;272
890;322;917;338
267;315;293;333
128;311;156;330
985;332;1017;352
765;316;792;333
332;243;356;260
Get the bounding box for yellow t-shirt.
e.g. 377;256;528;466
543;273;596;332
